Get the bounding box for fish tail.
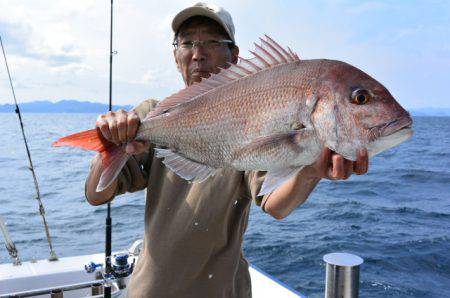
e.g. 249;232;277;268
53;128;130;192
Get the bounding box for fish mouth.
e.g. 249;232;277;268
381;117;413;137
366;116;413;157
369;116;413;140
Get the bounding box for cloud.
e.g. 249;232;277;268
345;1;387;15
0;19;82;68
0;0;449;109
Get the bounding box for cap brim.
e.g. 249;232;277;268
171;7;235;43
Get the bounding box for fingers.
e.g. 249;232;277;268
344;159;354;179
315;147;332;177
116;110;128;143
96;115;112;140
354;148;369;175
95;109;140;146
125;141;149;154
127;111;140;141
109;118;119;145
330;153;346;180
327;149;365;180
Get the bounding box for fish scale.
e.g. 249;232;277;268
141;64;310;158
54;35;413;195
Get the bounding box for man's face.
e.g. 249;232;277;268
173;19;239;86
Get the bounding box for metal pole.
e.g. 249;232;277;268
324;252;363;298
104;285;112;298
105;1;114;298
4;280;113;297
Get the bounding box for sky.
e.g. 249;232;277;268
0;0;449;109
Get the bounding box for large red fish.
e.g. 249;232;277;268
54;35;413;195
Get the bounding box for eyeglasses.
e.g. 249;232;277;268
172;39;234;50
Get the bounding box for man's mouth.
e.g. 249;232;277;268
192;69;211;77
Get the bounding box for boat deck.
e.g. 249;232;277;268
0;252;305;297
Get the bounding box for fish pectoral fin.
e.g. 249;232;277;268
259;167;304;196
246;130;303;150
230;129;318;196
155;148;216;182
231;129;316;168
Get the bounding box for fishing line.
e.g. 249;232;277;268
0;35;58;261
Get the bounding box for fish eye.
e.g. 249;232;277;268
351;88;371;105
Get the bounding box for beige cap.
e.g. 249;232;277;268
172;2;236;43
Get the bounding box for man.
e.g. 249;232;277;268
86;3;368;297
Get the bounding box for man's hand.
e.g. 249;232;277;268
86;109;148;205
305;147;369;180
263;148;369;220
96;109;149;154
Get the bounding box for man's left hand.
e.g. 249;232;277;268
305;148;369;180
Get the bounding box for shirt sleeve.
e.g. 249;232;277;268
244;170;271;211
132;99;159;119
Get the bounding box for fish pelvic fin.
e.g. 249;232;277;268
146;35;300;119
155;148;216;182
53;129;130;192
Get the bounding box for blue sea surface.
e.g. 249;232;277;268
0;114;449;297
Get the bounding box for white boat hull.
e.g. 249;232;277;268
0;248;304;297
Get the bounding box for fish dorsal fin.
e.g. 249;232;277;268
146;35;300;118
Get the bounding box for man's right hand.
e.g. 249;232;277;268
96;109;149;154
86;109;148;205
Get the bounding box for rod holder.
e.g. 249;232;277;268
323;252;363;298
91;283;104;296
50;289;63;298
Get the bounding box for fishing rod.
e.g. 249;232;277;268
104;0;114;297
0;36;58;262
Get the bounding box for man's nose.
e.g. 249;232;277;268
192;45;207;62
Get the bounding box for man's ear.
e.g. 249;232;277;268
231;45;239;64
173;49;181;72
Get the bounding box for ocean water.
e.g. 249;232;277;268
0;114;449;297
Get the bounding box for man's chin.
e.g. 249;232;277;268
191;74;210;84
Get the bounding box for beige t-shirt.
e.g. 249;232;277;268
112;99;269;298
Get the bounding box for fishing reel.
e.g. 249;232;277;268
104;252;135;290
85;252;135;290
111;252;135;280
85;261;103;274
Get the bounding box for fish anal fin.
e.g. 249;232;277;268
259;167;304;196
98;147;130;192
155;148;216;182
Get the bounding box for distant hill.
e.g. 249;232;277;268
0;100;449;116
408;107;450;117
0;100;133;113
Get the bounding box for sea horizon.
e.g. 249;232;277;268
1;100;450;117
